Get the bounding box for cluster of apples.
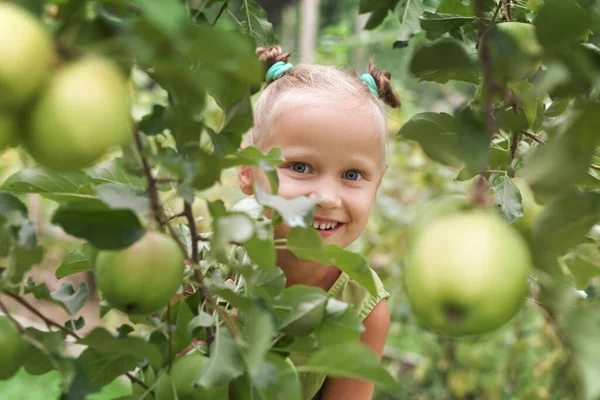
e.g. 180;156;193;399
0;3;132;171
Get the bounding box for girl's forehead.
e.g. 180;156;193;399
268;103;385;164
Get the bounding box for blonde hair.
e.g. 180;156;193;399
242;46;401;158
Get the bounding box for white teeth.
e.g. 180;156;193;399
312;221;339;230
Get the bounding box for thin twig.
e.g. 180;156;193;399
522;130;545;144
4;293;150;391
491;0;503;25
163;211;186;224
183;202;216;348
134;129;163;229
212;2;228;27
502;0;511;22
132;131;240;342
166;303;173;371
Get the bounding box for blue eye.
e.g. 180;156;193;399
344;170;363;181
291;163;309;173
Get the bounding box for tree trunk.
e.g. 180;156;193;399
299;0;319;63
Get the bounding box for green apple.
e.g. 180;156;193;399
512;177;543;231
404;211;531;337
0;3;55;109
95;232;184;315
155;353;229;400
482;22;543;81
25;56;132;170
0;316;26;380
406;195;471;248
0;113;18;151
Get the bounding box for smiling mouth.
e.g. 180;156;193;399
312;221;339;230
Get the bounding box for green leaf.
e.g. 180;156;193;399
254;185;317;228
324;245;378;296
77;327;163;386
409;38;475;83
364;8;389;30
211;213;255;256
163;300;195;355
534;0;593;53
94;183;150;214
275;285;329;337
50;282;89;315
1;167;96;201
437;0;473;15
563;308;600;400
51;199;146;250
65;317;86;331
521;102;600;194
533;190;600;255
563;244;600;288
419;12;473;36
302;343;398;390
313;298;364;346
138;105;167;136
240;0;276;46
398;112;462;167
509;81;538;126
221;147;284;169
197;327;245;387
24;279;85;315
56;243;97;279
286;227;328;263
492;176;524;224
545;97;571;117
244;235;276;268
22;328;66;376
187;24;263;84
3;244;44;286
87;158;146;189
242;299;278;378
137;0;187;38
397;0;424;40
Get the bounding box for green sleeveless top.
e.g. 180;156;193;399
289;269;389;400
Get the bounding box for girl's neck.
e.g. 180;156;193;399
277;249;342;292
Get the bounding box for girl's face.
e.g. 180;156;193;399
242;102;387;249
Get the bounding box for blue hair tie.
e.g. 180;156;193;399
360;73;379;97
266;61;293;83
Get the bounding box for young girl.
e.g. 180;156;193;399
237;46;401;400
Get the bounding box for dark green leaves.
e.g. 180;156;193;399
532;190;600;255
409;38;476;83
276;285;329;337
534;0;593;53
240;0;276;47
419;12;473;36
1;167;96;202
51;199;145;250
286;227;378;296
302;343;398;390
77;328;163;386
196;327;245;387
398;112;462;167
55;243;97;279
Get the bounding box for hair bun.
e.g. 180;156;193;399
367;60;401;108
256;46;291;71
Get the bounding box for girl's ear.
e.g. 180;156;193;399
237;166;254;195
